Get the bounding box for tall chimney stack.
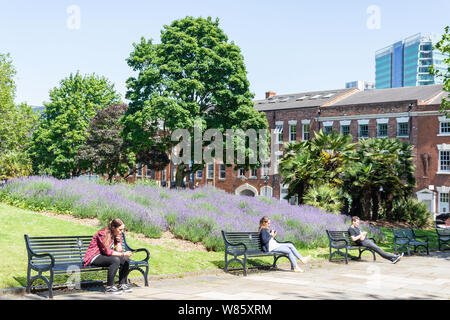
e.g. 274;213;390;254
265;91;276;99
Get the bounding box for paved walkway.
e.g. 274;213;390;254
4;251;450;300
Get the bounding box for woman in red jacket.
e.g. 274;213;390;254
83;218;133;294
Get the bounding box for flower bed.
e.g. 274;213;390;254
0;176;383;251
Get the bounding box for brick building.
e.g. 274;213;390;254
127;84;449;218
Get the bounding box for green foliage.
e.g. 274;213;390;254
29;72;121;179
279;129;356;203
0;150;33;181
390;198;433;228
430;26;450;115
123;16;268;186
76;103;135;181
303;184;343;214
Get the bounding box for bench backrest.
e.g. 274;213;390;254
221;231;263;251
24;235;93;267
24;234;131;267
436;228;450;237
393;229;414;240
326;230;352;243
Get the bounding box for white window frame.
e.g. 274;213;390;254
396;117;409;137
238;167;246;177
260;186;273;198
439;192;449;214
250;168;258;179
438;144;450;174
438;116;450;136
219;164;226;180
289;122;297;142
207;164;214;179
301;120;311;141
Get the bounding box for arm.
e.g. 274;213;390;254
260;228;272;247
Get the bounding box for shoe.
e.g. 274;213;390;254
117;284;133;293
105;286;123;295
299;255;311;265
392;253;404;264
294;267;305;273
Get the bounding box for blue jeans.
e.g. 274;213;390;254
271;243;302;268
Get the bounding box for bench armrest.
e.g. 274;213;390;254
29;253;55;270
224;240;248;252
394;236;410;242
413;235;429;241
130;248;150;262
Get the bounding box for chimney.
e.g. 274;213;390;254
265;91;276;99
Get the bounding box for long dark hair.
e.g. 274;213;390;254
101;218;124;248
258;216;270;233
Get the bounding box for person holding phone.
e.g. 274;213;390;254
348;216;403;264
83;218;134;294
258;216;311;273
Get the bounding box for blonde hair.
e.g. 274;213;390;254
258;216;270;232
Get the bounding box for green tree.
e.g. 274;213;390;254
279;130;356;204
342;138;416;221
430;25;450;115
123;16;268;187
76;104;135;183
0;53;38;181
30;72;121;179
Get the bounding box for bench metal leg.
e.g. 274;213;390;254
26;270;54;299
129;266;149;286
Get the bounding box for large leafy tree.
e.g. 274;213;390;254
123;16;268;187
342;138;416;220
279;130;356;204
0;53;38;181
30;72;121;179
430;26;450;115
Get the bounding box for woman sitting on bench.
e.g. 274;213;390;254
83;218;134;294
259;216;311;273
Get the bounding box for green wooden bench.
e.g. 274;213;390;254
221;231;294;276
24;234;150;298
326;230;376;264
392;229;429;256
436;227;450;251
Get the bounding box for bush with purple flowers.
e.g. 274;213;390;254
0;176;384;251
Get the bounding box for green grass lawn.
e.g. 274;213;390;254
0;203;303;289
0;202;441;289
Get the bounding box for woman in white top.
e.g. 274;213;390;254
258;216;311;273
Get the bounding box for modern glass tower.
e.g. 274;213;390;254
375;33;447;89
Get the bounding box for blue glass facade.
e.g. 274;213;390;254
392;41;404;88
375;33;446;89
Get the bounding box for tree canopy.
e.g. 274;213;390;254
123;16;268;186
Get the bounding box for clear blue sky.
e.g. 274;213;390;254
1;0;449;106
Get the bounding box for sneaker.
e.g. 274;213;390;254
392;253;404;264
117;284;133;293
294;266;305;273
299;255;311;265
105;286;123;295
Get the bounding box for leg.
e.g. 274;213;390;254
272;245;298;268
361;240;397;262
118;257;130;285
91;255;121;287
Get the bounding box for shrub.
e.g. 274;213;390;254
390;197;433;228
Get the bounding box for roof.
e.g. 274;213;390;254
254;88;356;111
329;84;444;106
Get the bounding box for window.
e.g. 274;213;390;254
289;125;297;142
378;123;388;137
398;122;409;137
260;186;273;198
324;126;333;135
207;164;214;179
359;124;369;138
161;169;166;181
302;124;310;141
441;122;450;134
439;193;449;213
219;164;226;179
440;151;450;172
250;168;257;179
341;125;350;136
261;164;270;178
136;164;143;177
275;125;283;143
196;169;203;179
238;168;245;177
146;168;155;179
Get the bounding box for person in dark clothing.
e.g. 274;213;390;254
259;216;311;272
348;216;403;264
84;218;134;294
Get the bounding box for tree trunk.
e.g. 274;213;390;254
385;194;394;221
371;189;380;221
175;164;187;188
